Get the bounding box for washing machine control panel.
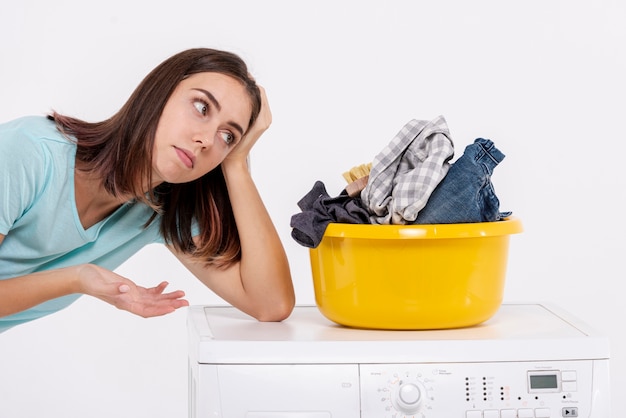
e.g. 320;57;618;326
359;360;594;418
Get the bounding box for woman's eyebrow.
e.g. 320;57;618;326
193;88;221;111
192;88;244;135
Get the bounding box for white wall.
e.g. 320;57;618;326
0;0;623;417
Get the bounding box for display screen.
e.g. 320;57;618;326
529;374;558;389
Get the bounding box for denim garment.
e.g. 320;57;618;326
414;138;511;224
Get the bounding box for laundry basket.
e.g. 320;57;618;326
309;218;523;329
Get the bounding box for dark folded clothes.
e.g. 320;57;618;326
290;180;370;248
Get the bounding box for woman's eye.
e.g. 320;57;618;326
219;131;235;145
193;100;208;115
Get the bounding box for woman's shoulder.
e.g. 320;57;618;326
0;115;73;159
0;115;63;141
0;116;73;179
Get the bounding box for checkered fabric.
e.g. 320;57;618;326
361;116;454;224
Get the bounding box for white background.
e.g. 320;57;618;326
0;0;624;417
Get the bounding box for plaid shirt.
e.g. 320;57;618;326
361;116;454;224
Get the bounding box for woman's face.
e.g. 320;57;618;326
152;72;252;185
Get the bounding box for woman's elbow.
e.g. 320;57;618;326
255;293;296;322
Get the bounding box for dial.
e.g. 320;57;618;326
363;368;436;417
392;380;427;415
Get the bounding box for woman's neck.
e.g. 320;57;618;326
73;167;129;230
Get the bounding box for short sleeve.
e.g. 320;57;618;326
0;122;49;235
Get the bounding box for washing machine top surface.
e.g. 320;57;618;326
188;303;609;364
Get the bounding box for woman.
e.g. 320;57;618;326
0;48;295;333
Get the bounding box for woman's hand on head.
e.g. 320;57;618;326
78;264;189;318
223;85;272;167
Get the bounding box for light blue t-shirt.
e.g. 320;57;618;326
0;116;164;332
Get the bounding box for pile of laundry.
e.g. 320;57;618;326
290;115;512;248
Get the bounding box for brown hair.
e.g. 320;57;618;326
50;48;262;267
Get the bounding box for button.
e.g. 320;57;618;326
501;410;517;418
484;410;500;418
535;408;551;418
561;371;577;381
518;408;534;418
466;411;482;418
562;407;578;417
562;381;577;392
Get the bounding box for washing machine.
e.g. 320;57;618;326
187;303;610;417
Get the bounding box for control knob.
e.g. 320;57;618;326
392;381;424;415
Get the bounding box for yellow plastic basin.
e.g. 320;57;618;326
309;218;523;329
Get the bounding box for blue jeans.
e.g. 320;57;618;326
414;138;511;224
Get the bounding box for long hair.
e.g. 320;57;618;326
50;48;262;267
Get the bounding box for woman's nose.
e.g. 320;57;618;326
195;134;213;148
194;124;218;148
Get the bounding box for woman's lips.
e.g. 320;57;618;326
175;147;195;169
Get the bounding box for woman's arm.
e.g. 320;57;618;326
169;165;295;322
169;87;295;322
0;234;188;318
